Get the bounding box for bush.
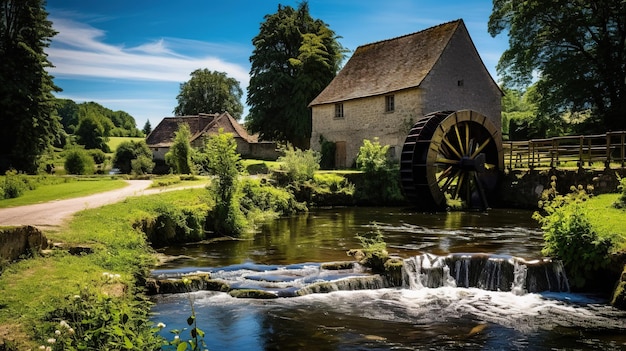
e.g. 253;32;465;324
113;140;153;174
2;171;28;199
533;178;613;288
89;149;107;164
64;148;94;175
355;138;403;204
277;144;320;183
319;135;336;170
41;283;163;350
131;154;155;175
240;178;306;216
613;176;626;209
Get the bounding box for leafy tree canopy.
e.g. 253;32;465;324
174;68;243;119
246;1;347;149
489;0;626;133
0;0;62;173
55;99;143;137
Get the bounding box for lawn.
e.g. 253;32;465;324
581;193;626;251
0;188;209;348
0;177;128;208
107;136;145;152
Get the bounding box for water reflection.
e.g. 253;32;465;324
156;207;544;270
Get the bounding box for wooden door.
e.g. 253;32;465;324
335;141;346;169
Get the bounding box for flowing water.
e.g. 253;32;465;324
150;208;626;350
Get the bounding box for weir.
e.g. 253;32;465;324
402;253;570;294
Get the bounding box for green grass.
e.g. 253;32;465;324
241;159;281;173
0;187;210;347
581;193;626;251
107;136;145;152
0;177;128;208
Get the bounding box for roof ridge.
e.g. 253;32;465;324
357;19;462;49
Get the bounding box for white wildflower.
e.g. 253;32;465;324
54;329;61;335
157;322;166;329
47;338;56;344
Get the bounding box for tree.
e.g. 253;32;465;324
0;0;62;173
113;140;153;174
174;69;243;118
165;123;193;174
75;113;111;151
489;0;626;133
246;1;346;149
204;129;247;235
142;119;152;136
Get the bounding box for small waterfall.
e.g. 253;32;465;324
403;253;570;294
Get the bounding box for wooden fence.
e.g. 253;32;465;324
503;131;626;170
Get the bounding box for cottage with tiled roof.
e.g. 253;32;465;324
309;19;502;168
146;112;277;163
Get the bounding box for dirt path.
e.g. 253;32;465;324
0;180;205;228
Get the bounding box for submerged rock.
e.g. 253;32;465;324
321;261;354;270
145;274;230;295
296;275;386;296
229;289;278;299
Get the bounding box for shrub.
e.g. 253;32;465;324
203;130;247;236
64;148;94;175
355;138;403;204
131;154;155;175
277;144;320;183
533;178;613;288
113;140;153;174
89;149;107;164
41;282;163;350
240;178;306;216
165;123;193;174
2;171;28;199
319;135;336;170
613;176;626;209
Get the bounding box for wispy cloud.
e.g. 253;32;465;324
47;17;250;88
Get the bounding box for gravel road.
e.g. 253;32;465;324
0;180;203;228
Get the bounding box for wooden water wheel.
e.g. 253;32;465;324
400;110;504;211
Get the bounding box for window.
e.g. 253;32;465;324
457;80;464;87
385;95;395;112
334;103;344;118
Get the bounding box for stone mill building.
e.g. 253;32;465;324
309;19;502;168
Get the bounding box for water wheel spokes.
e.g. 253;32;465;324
400;110;503;211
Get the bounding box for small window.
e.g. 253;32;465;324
334;103;344;118
385;95;395;112
457;80;464;87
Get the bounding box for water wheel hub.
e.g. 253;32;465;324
459;153;486;172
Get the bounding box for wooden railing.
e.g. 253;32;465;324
503;131;626;170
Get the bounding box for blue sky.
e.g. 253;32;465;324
45;0;508;129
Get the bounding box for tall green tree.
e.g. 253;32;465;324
142;119;152;136
0;0;62;173
246;1;346;149
174;68;243;118
75;112;112;151
165;123;193;174
489;0;626;133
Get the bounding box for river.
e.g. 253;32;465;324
150;207;626;350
